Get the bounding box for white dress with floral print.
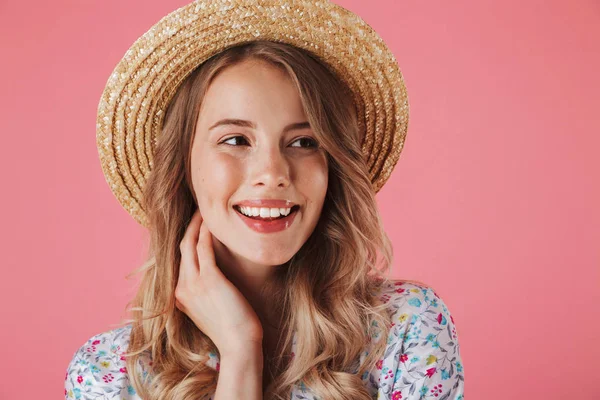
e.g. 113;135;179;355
65;281;465;399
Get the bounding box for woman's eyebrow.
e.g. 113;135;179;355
208;118;310;132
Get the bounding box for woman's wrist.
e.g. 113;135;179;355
215;342;264;400
218;338;264;360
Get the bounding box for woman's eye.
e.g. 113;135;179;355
290;137;319;149
222;136;250;146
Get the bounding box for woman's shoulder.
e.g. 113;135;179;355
365;279;465;399
64;324;148;400
375;279;451;315
373;279;457;321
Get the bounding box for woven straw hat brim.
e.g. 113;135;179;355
96;0;409;228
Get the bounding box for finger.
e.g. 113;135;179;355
179;209;203;281
196;219;218;278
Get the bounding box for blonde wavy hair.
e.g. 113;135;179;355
116;40;417;400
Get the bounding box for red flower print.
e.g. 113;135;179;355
391;391;403;400
120;367;127;373
120;355;126;361
376;359;383;369
77;375;83;384
437;313;443;324
395;288;405;294
102;373;114;383
92;340;101;345
430;384;443;396
451;314;455;324
216;362;220;372
400;354;408;363
425;367;437;378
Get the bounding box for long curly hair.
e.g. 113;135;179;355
117;40;406;400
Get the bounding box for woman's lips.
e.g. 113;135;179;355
234;206;298;234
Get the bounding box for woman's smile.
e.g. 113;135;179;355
233;204;300;234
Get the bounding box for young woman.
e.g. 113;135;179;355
65;1;465;400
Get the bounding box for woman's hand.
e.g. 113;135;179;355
175;208;264;352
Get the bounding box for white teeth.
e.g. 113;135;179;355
237;206;293;218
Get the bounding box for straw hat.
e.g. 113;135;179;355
97;0;410;228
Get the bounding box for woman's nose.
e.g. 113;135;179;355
250;146;291;188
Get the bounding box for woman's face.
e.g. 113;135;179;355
190;59;328;267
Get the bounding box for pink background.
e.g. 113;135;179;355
1;0;598;398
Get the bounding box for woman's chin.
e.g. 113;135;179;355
245;255;294;267
236;247;296;267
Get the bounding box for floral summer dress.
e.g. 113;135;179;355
65;280;465;399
